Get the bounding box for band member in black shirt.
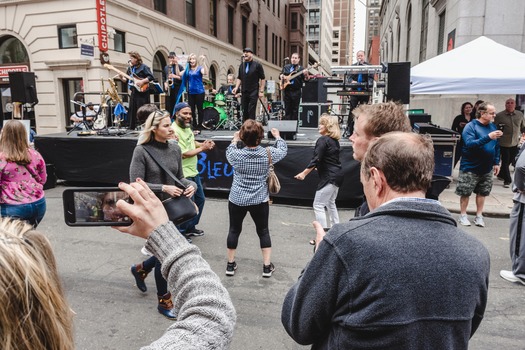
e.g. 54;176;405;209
279;53;309;120
162;51;184;115
232;48;265;121
116;51;155;130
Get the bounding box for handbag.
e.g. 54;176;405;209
142;146;198;225
266;147;281;194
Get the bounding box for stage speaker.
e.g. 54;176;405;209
9;72;39;105
267;120;298;140
386;62;410;104
302;77;328;103
299;103;330;127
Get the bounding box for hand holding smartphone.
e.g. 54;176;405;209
63;188;132;226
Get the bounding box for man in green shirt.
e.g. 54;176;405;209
172;102;215;236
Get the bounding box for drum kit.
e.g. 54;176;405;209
202;93;242;130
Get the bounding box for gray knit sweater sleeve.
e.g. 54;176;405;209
141;222;236;349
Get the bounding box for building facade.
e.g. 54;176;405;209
378;0;525;126
0;0;306;134
305;0;333;75
332;0;354;66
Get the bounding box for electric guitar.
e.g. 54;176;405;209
104;63;150;92
280;62;318;90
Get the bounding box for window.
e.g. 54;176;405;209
242;16;247;49
252;24;257;54
419;0;429;62
186;0;195;27
284;5;287;25
291;13;298;30
210;0;217;37
58;25;77;49
154;0;166;14
272;33;275;64
62;78;83;125
228;6;234;44
333;30;339;39
114;30;125;53
437;10;446;54
278;0;281;17
406;3;411;61
265;25;269;60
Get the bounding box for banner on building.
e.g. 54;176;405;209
97;0;108;52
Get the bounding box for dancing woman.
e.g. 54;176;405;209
128;110;196;319
0;120;47;227
295;114;343;229
180;53;208;132
225;120;287;278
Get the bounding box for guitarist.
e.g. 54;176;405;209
279;53;309;120
116;51;155;130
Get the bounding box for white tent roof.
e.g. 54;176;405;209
410;36;525;94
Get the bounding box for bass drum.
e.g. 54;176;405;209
202;107;228;130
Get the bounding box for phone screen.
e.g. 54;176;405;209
63;188;132;226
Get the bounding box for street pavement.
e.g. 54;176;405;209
38;180;524;350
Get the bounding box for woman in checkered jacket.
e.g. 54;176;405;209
224;120;287;278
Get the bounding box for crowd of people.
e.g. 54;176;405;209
2;46;524;349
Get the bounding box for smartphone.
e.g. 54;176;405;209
63;188;132;226
498;123;505;131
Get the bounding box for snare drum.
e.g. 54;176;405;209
214;93;226;106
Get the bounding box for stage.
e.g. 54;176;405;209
34;127;364;204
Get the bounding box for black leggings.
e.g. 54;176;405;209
188;93;205;129
227;201;271;249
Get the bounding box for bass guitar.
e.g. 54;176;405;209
280;62;318;90
104;63;149;92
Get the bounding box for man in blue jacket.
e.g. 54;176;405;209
282;132;490;349
455;102;502;227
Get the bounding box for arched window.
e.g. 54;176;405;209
0;36;29;64
396;22;401;61
208;64;217;90
406;3;412;61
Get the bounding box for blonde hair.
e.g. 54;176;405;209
319;113;341;140
137;110;171;145
0;218;74;350
0;120;31;164
188;53;197;67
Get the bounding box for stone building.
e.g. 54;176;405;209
0;0;307;134
378;0;525;126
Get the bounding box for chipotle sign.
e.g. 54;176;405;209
97;0;108;52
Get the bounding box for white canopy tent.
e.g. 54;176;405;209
410;36;525;95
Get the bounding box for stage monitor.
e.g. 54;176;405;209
409;113;431;128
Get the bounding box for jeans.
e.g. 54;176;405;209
142;256;167;296
313;184;340;228
0;197;46;227
177;174;205;233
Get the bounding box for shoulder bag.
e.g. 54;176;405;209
142;146;198;225
266;147;281;194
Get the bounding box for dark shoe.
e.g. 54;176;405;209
503;182;511;188
187;228;205;237
157;292;177;320
182;234;193;244
226;261;237;276
131;263;148;292
262;263;275;278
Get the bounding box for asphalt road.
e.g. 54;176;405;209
39;185;524;350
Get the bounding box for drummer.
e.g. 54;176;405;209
216;74;240;101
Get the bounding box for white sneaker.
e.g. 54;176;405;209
500;270;525;286
141;246;152;256
474;216;485;227
458;215;471;226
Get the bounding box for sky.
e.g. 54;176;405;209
353;0;367;60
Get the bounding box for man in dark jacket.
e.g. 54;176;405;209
282;132;490;350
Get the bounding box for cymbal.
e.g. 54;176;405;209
203;79;213;89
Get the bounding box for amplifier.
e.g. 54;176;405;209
266;120;298;140
299;103;330;127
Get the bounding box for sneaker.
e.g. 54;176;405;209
226;261;237;276
186;228;205;237
262;263;275;278
474;216;485;227
140;246;152;256
458;215;471;227
500;270;525;286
